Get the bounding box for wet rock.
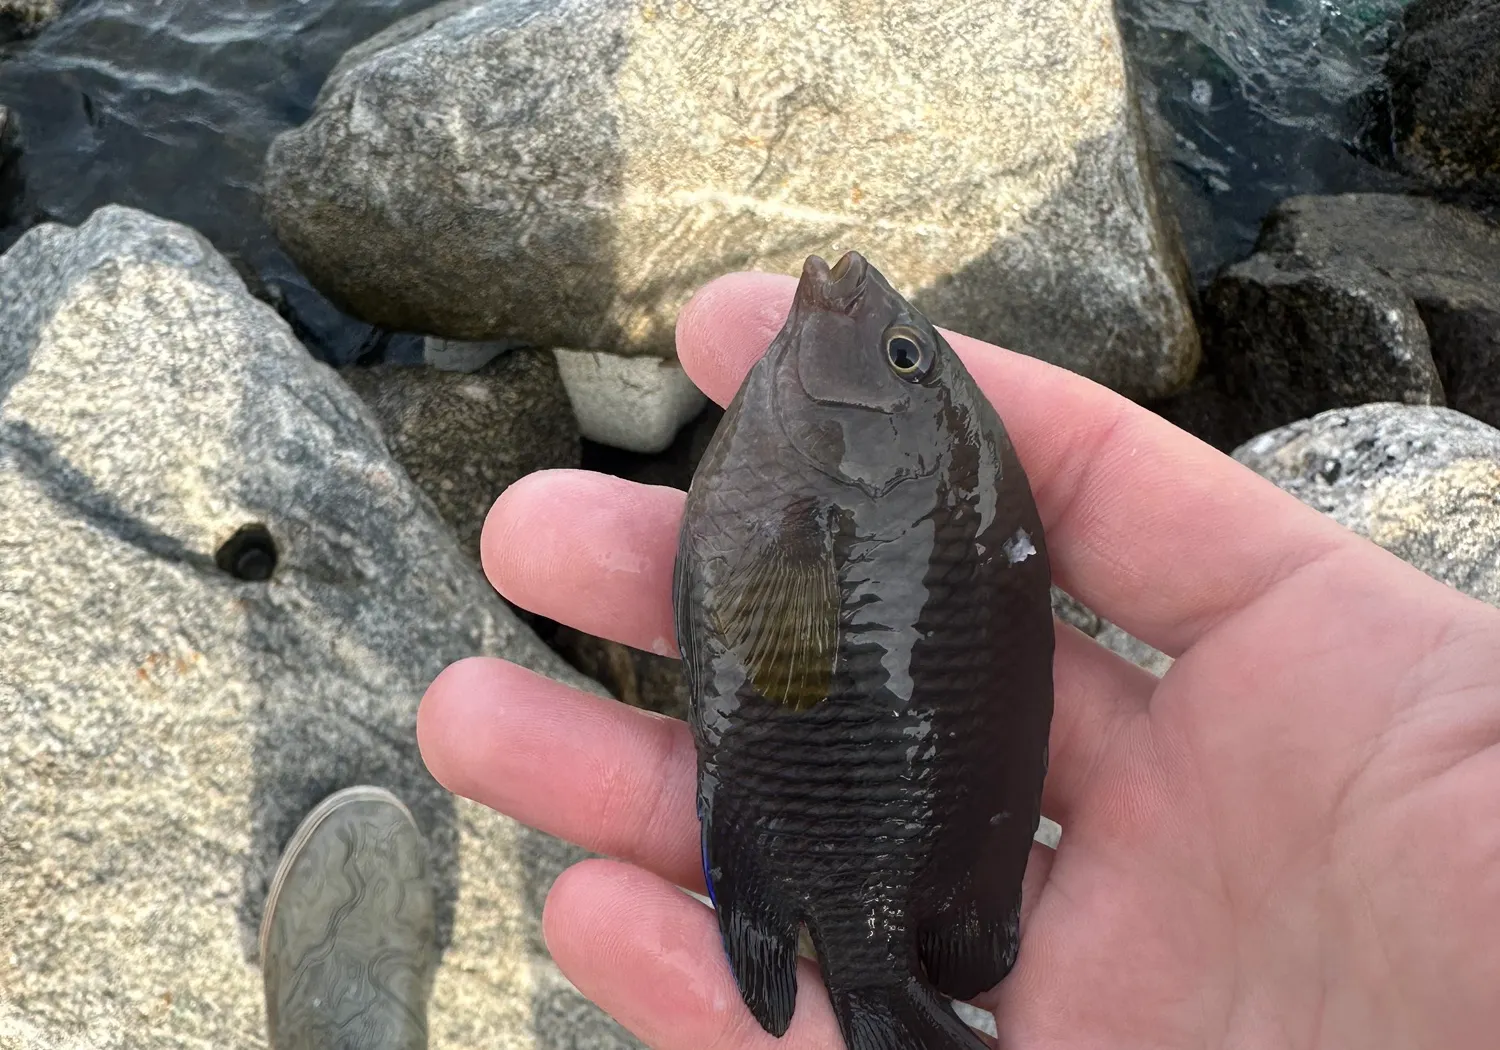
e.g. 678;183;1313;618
1203;193;1500;444
0;104;19;226
0;206;638;1050
1234;402;1500;606
554;348;707;455
264;0;1199;399
0;0;56;42
341;351;579;559
1387;0;1500;202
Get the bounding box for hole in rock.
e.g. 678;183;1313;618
215;523;278;581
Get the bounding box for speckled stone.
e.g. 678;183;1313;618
0;0;57;41
0;206;639;1050
1387;0;1500;202
264;0;1198;399
1234;402;1500;606
341;351;580;559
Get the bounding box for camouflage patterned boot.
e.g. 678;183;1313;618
260;786;437;1050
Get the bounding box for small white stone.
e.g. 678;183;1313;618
1035;816;1063;849
952;999;997;1036
553;348;707;454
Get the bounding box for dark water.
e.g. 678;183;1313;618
1117;0;1422;286
0;0;1431;357
0;0;444;364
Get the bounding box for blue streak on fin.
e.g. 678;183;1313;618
700;826;718;907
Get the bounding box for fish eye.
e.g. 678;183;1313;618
883;326;934;382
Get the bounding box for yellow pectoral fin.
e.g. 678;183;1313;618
709;529;839;713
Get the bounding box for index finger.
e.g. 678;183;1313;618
675;271;1356;656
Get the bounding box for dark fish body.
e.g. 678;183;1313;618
673;252;1054;1050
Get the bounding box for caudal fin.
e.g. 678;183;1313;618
832;979;989;1050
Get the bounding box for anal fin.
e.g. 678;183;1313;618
702;809;800;1035
919;893;1022;1002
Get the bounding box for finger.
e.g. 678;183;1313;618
417;629;1153;891
544;859;848;1050
482;469;684;658
418;656;704;891
675;272;1356;656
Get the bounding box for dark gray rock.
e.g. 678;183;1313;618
341;351;580;560
1202;193;1500;444
0;0;56;42
1234;402;1500;606
1387;0;1500;202
264;0;1199;399
0;206;637;1050
0;104;20;225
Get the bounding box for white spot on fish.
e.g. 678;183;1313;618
989;810;1011;825
649;636;673;657
1003;528;1036;565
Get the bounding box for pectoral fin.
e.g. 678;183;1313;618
708;505;839;712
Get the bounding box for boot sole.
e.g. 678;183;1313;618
257;784;418;965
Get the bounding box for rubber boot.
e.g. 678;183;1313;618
260;786;437;1050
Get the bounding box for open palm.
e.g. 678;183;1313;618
419;272;1500;1050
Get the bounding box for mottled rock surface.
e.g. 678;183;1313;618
265;0;1198;398
1051;587;1173;677
554;348;707;454
1387;0;1500;202
1202;194;1500;446
342;351;580;559
0;206;638;1050
0;0;56;41
1234;402;1500;606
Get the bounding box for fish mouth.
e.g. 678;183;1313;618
796;251;868;313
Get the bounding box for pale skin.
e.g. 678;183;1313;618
418;271;1500;1050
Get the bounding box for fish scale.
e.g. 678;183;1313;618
675;252;1053;1050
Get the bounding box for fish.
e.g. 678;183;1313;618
672;250;1055;1050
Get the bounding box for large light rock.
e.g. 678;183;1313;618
0;206;638;1049
264;0;1199;399
1234;402;1500;606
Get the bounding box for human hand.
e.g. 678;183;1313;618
418;272;1500;1049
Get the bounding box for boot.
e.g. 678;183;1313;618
259;786;437;1050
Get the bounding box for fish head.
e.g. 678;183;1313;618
770;251;970;496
